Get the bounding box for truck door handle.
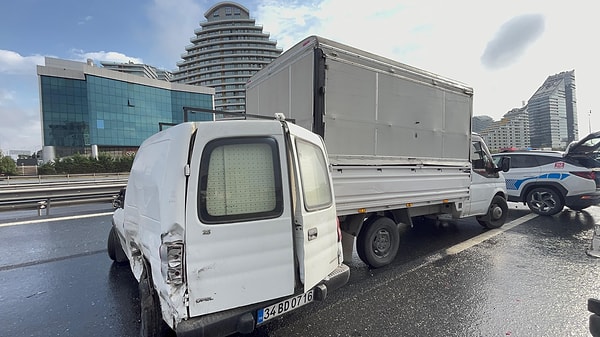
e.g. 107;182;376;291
308;228;318;241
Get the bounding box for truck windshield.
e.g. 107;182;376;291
295;139;333;211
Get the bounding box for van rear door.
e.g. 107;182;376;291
184;121;296;316
286;122;340;292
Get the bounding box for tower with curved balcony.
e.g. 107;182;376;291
172;2;282;113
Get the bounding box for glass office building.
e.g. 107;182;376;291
528;70;578;149
37;57;215;159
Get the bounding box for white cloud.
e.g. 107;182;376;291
78;15;93;25
0;50;44;75
0;89;41;153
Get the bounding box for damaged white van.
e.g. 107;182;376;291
107;117;350;337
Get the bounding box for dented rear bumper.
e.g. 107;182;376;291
176;263;350;337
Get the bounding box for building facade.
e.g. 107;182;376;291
172;1;282;113
528;70;578;149
37;57;215;159
479;107;530;152
472;115;494;133
100;61;173;81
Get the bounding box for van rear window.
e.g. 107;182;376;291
198;137;283;223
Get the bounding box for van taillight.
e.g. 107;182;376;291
571;171;596;180
160;243;184;285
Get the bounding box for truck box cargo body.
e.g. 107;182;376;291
108;119;350;337
246;36;510;268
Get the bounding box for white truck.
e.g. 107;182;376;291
245;35;510;268
107;117;350;336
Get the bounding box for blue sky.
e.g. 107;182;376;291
1;0;598;154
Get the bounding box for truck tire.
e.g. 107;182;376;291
526;187;563;216
139;267;171;337
107;226;128;264
356;216;400;268
476;195;508;229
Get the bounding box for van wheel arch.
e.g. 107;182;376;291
107;226;128;264
139;260;172;337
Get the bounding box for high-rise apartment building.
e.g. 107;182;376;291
528;70;578;149
172;2;282;112
479;107;530;152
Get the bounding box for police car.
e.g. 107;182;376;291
492;132;600;215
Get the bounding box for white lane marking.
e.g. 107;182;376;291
0;212;114;228
445;212;538;255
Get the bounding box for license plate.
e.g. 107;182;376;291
257;289;314;324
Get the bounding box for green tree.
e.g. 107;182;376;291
0;151;18;175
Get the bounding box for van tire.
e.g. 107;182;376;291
139;267;171;337
477;195;508;229
526;187;563;216
107;226;128;264
356;216;399;268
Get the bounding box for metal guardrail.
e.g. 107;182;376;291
0;172;129;186
0;177;127;215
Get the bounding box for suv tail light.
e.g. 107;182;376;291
571;171;596;180
336;217;342;242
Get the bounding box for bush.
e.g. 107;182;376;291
0;151;18;175
38;153;134;175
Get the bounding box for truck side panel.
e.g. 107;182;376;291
332;164;470;216
245;47;316;132
322;48;470;161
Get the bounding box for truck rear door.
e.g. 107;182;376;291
184;121;296;316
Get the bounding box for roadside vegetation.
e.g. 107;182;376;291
0;151;18;175
37;153;134;175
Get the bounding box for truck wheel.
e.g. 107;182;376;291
526;187;563;216
139;267;171;337
107;226;128;264
477;195;508;229
356;216;399;268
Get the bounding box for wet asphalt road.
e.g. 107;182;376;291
1;203;600;337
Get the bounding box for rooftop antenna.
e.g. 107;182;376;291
589;110;592;134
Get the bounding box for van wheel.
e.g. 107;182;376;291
526;187;563;216
107;226;128;264
139;267;171;337
356;217;399;268
477;195;508;229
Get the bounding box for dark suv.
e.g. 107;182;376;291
492;132;600;215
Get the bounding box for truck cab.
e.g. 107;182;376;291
108;118;349;337
467;133;511;228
